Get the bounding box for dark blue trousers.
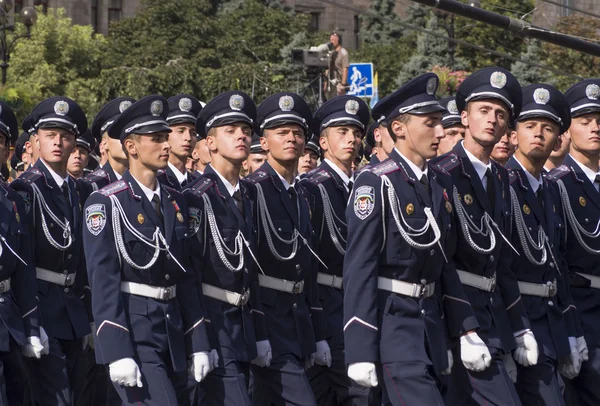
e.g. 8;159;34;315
564;347;600;406
378;361;444;406
515;354;565;406
0;337;26;406
197;358;252;406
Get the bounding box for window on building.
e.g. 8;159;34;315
309;12;319;32
14;0;22;14
33;0;48;14
109;0;123;23
91;0;98;32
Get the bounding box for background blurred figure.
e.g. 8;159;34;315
490;126;515;166
242;133;267;176
67;129;94;179
297;134;320;176
544;132;570;172
438;97;465;156
191;137;211;175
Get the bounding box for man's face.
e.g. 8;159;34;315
512;118;561;162
320;125;362;166
186;156;198;172
168;123;197;161
67;146;89;178
438;124;465;155
245;153;267;174
550;132;570;159
36;128;76;165
125;132;171;171
193;138;211;167
462;99;510;148
106;134;127;162
330;34;339;47
394;113;445;160
207;124;252;164
297;150;318;174
568;113;600;156
261;124;306;164
490;129;515;164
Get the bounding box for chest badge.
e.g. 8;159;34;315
464;194;473;205
445;201;452;213
406;203;415;215
523;204;531;215
137;214;145;224
579;196;587;207
177;212;184;222
15;212;20;223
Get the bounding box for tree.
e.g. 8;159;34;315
361;0;403;45
510;40;549;86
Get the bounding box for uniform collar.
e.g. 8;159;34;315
569;154;600;185
323;158;351;187
513;156;543;193
462;141;492;182
39;158;69;188
394;147;427;180
131;174;161;202
168;161;188;185
207;164;239;197
276;171;294;190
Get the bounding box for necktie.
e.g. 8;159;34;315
288;187;298;218
595;175;600;192
61;183;71;209
348;180;354;192
485;168;495;214
232;189;244;215
420;174;430;194
151;194;163;225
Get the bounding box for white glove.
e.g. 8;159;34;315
559;337;581;379
189;352;212;383
577;336;589;362
513;330;539;367
39;326;49;355
82;323;96;350
441;349;453;375
22;336;44;359
252;340;272;367
460;332;492;372
209;349;219;370
347;362;378;387
503;353;517;383
109;358;142;387
313;340;332;367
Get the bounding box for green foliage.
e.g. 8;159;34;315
510;40;549;86
361;0;403;45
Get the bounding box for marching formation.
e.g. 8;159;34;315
0;66;599;406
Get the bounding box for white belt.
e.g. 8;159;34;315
0;278;10;293
518;279;557;297
377;277;435;298
202;283;250;307
121;282;176;300
576;272;600;289
457;270;496;292
258;274;304;294
36;267;76;287
317;273;343;289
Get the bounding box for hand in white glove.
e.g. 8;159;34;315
502;353;517;383
109;358;142;387
313;340;332;367
209;349;219;370
82;323;96;350
559;337;581;380
441;349;453;375
577;336;589;362
460;332;492;372
347;362;378;387
39;326;49;355
513;330;539;367
252;340;272;368
22;336;44;359
189;352;212;383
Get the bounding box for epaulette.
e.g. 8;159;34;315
83;168;109;183
17;167;43;184
187;177;215;198
430;164;450;176
370;159;399;177
303;168;332;185
546;165;571;181
508;169;519;185
433;152;460;173
244;169;270;185
98;180;128;196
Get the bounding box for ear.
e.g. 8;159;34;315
461;110;469;127
562;130;571;141
553;134;563;152
373;127;382;143
259;135;269;153
206;135;218;153
509;130;518;148
390;120;405;139
319;135;328;153
123;138;137;157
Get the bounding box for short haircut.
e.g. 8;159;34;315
386;114;411;142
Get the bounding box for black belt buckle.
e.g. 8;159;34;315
548;280;557;297
64;274;74;286
240;289;250;306
293;281;304;294
490;273;497;292
163;287;173;300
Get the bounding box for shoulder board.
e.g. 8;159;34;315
370;159;399;176
18;167;43;184
163;184;179;195
547;165;571;181
244;169;270;185
83;169;109;183
432;152;460;173
98;180;128;196
304;168;332;185
430;164;449;176
508;169;518;184
188;177;215;197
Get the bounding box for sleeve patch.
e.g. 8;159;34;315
86;203;107;236
188;207;202;235
353;185;375;220
17;191;31;214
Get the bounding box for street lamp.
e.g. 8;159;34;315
0;2;37;85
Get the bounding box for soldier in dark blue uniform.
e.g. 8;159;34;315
242;133;267;176
12;97;93;406
10;132;29;178
82;95;213;406
156;94;203;190
431;67;536;406
438;96;465;156
343;73;483;406
506;84;576;405
245;92;329;406
80;97;135;199
0;102;46;405
364;110;393;165
301;96;374;405
298;133;320;177
548;79;600;406
184;91;270;406
67;129;95;179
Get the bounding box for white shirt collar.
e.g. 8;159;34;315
569;154;600;185
114;171;122;180
394;148;428;180
132;175;161;203
462;141;492;182
196;170;203;176
168;162;188;185
39;158;69;188
514;157;543;193
209;164;239;197
276;171;294;190
324;158;351;187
